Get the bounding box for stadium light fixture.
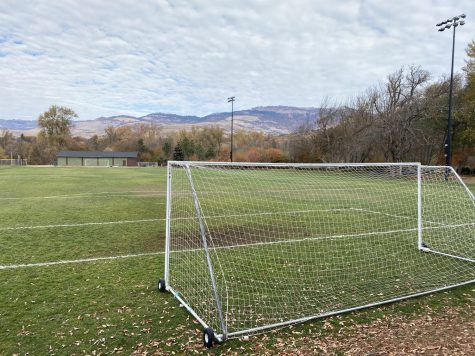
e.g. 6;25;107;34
436;14;466;167
227;96;236;162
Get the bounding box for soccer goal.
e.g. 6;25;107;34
0;158;27;166
158;162;475;348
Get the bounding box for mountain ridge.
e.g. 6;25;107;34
0;106;320;137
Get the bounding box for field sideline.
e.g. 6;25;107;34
0;166;473;354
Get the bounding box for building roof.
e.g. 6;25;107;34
57;151;138;158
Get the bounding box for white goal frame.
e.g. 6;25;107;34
162;161;475;342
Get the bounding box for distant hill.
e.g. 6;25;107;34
0;119;38;131
0;106;320;138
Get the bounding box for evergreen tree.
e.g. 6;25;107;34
173;142;185;161
137;138;148;153
162;139;172;158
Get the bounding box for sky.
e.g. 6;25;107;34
0;0;474;120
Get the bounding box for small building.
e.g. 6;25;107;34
57;151;138;167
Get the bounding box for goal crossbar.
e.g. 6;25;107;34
169;161;421;168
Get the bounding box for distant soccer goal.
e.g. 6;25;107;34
0;158;27;166
158;162;475;347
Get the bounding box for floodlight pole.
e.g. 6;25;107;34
436;14;466;167
446;23;456;167
227;96;235;162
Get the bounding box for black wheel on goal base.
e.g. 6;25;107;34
420;242;432;251
157;279;166;292
203;328;215;348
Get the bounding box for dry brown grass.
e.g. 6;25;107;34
290;306;475;355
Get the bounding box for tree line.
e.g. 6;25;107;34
285;41;475;171
1;41;474;171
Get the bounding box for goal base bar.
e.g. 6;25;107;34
420;247;475;263
216;279;475;340
167;286;224;342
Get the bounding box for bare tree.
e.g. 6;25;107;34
372;66;430;161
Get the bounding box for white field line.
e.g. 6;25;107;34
173;187;396;196
197;208;352;220
0;218;163;231
0;252;164;270
1;222;473;270
0;190;166;200
0;174;102;178
349;207;445;226
0;207;434;231
59;190;165;195
0;208;353;231
202;222;475;252
0;194;165;201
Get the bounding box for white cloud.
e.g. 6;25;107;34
0;0;473;120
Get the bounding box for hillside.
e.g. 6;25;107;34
0;106;320;137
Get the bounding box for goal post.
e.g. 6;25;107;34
160;161;475;346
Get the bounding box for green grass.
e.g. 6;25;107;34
0;167;165;264
0;166;473;354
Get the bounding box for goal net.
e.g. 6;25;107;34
163;162;474;341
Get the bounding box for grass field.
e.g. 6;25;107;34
0;166;473;354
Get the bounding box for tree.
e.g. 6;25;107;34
194;143;205;160
0;129;14;150
173;142;185;161
28;136;57;164
38;105;76;148
162;138;173;159
265;148;286;162
372;66;430;162
287;66;449;164
411;77;454;164
88;135;101;150
137;138;148;153
453;40;475;169
247;147;261;162
180;136;194;159
287;122;322;163
463;40;475;77
205;146;215;159
104;125;118;146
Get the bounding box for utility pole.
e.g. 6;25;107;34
227;96;235;162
